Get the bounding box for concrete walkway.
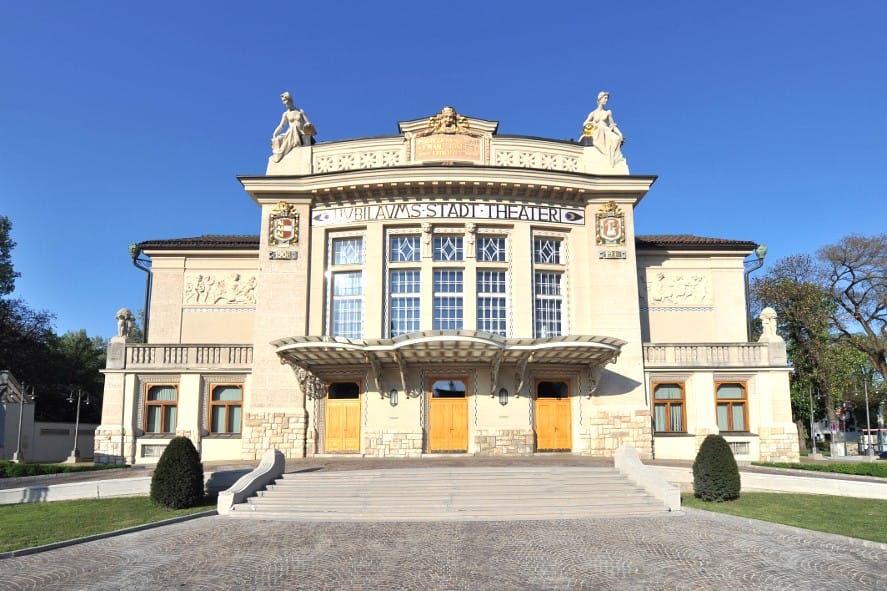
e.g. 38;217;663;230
0;509;884;590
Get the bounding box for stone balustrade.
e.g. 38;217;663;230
643;342;775;368
124;344;253;369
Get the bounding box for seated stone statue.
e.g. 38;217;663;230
581;91;625;167
270;92;316;163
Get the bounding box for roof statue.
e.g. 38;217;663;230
580;91;626;167
270;91;316;163
115;307;135;338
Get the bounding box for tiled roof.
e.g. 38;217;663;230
635;234;757;251
137;235;260;250
137;234;757;252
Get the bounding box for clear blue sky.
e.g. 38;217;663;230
2;1;885;340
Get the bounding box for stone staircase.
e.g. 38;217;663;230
225;466;671;521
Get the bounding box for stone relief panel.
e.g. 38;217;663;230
493;150;579;172
639;270;712;307
314;150;402;173
183;273;257;305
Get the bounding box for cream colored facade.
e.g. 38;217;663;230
95;106;798;465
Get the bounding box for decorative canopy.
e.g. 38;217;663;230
272;331;625;396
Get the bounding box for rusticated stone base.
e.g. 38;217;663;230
243;411;307;460
578;409;653;459
93;426;133;464
364;431;423;457
474;429;535;456
759;426;801;463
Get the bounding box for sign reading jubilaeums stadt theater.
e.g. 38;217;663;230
312;201;585;226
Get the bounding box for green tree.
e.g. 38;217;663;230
752;255;840;426
693;434;741;502
150;437;205;509
0;216;106;423
0;216;19;296
817;233;887;381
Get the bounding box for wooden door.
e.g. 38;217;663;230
428;378;468;452
325;382;360;452
535;380;572;451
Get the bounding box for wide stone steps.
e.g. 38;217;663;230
226;466;670;521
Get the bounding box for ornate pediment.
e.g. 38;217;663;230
399;107;497;165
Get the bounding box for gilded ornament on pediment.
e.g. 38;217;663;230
418;106;480;137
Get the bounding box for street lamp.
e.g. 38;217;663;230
744;244;768;341
862;375;874;458
66;389;91;463
12;384;36;464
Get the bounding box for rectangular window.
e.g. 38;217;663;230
477;270;506;336
328;235;364;339
390;235;420;262
534;271;562;337
145;385;177;433
433;269;463;330
477;236;506;262
653;383;685;433
390;269;420;336
210;385;242;434
433;235;463;261
716;382;748;432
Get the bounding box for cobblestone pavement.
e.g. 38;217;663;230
1;510;884;590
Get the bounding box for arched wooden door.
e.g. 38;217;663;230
535;380;572;451
428;378;468;452
325;382;361;452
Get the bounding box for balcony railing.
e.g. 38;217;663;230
124;344;253;370
643;343;775;368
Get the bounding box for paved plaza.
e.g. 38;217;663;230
1;509;884;590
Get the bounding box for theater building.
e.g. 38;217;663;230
95;101;799;465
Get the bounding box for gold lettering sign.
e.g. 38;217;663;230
415;135;482;162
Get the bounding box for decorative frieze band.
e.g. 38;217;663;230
314;150;403;173
639;270;712;307
183;273;257;305
493;150;579;172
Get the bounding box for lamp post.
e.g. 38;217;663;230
809;386;817;456
744;244;768;341
66;389;90;463
862;376;874;458
12;385;36;464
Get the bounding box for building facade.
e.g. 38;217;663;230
95;102;799;465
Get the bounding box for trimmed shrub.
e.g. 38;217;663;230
150;437;204;509
693;434;741;502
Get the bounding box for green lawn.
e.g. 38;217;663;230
683;492;887;544
753;461;887;479
0;496;215;553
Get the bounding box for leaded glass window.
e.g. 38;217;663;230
433;269;463;330
332;271;363;339
433;235;463;261
477;236;506;262
534;238;562;264
477;270;506;336
534;272;562;337
390;235;420;262
390;269;420;336
333;237;363;265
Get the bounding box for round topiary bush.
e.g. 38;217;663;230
150;436;204;509
692;434;741;502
